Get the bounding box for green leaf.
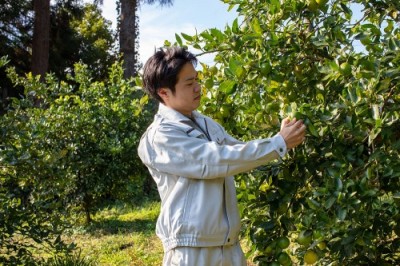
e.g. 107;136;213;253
229;58;240;73
251;18;262;36
269;0;281;14
337;207;347;221
306;198;321;210
219;80;237;94
340;3;352;16
200;31;213;41
232;18;239;34
361;24;380;35
181;33;193;42
307;121;319;137
324;196;336;209
210;28;224;41
175;33;182;46
139;95;148;105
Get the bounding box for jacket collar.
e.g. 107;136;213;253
157;103;203;122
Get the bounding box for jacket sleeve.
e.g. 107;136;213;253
138;123;287;180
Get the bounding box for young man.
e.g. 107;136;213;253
138;47;306;265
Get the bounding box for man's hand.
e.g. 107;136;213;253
279;117;307;149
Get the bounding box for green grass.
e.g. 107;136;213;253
65;201;164;266
64;200;255;266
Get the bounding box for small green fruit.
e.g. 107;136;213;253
304;249;318;264
340;62;351;76
277;252;291;266
297;230;313;246
308;0;319;12
277;236;290;249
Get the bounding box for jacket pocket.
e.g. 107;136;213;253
213;131;225;145
186;128;207;140
206;123;225;144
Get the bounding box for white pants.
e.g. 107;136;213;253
163;242;247;266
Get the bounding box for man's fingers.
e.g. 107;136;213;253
288;118;297;126
298;123;306;132
281;117;291;126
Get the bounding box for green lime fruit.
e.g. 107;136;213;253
304;249;318;265
317;241;326;250
204;78;214;89
340;62;351;76
209;66;218;75
277;252;291;266
277;236;290;249
316;0;328;5
308;0;319;12
297;230;313;246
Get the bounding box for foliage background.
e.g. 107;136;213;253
175;0;400;265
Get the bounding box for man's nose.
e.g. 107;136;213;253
194;82;201;92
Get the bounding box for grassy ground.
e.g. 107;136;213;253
66;200;255;266
66;201;163;265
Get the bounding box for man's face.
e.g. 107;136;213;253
158;62;201;117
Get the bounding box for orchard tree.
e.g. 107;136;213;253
173;0;400;265
0;59;152;263
0;58;74;265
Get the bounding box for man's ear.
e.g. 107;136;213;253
157;88;169;102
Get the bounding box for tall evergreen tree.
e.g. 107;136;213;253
31;0;50;80
0;0;32;113
119;0;174;79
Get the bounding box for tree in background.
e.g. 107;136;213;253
0;0;116;113
31;0;50;80
32;0;108;81
174;0;400;264
50;1;115;81
0;0;32;112
118;0;173;79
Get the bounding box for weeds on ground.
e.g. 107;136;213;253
63;201;163;266
60;200;255;265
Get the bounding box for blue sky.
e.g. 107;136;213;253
101;0;238;65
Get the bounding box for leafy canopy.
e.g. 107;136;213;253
173;0;400;264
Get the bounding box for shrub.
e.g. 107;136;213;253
0;60;153;264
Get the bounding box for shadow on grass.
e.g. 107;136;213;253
83;217;156;236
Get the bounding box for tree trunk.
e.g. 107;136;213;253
120;0;138;79
31;0;50;80
83;192;93;224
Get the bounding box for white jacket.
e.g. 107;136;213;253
138;104;287;252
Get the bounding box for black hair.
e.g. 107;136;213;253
142;47;197;103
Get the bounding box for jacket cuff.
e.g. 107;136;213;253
272;134;287;158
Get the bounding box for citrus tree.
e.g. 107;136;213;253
173;0;400;265
0;59;152;264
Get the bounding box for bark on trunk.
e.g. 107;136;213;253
120;0;138;79
31;0;50;80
